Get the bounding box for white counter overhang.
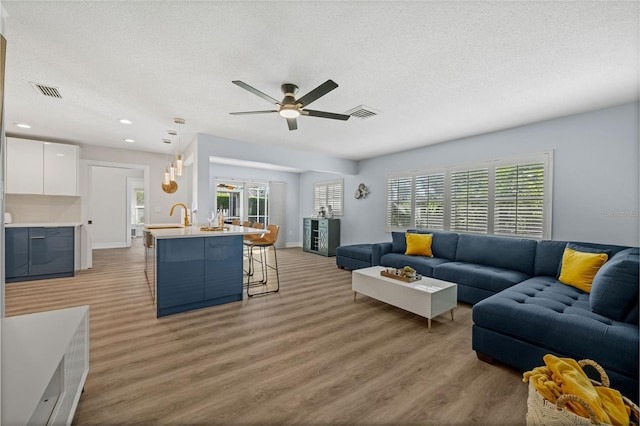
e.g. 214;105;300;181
150;224;268;239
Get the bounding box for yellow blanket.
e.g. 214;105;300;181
523;355;630;425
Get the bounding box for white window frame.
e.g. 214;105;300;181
314;179;344;216
385;151;553;239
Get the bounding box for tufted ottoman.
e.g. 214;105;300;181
336;244;374;270
472;276;639;401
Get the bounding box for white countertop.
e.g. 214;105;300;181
150;224;268;239
5;222;82;228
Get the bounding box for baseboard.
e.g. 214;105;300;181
286;242;302;248
92;242;128;249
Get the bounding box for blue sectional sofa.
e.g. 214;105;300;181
372;230;639;401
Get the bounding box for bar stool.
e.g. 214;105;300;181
244;224;280;297
243;222;265;276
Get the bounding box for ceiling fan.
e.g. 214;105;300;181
230;79;351;131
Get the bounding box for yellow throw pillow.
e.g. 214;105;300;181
558;247;608;293
405;233;433;257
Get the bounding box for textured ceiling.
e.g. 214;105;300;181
3;1;639;161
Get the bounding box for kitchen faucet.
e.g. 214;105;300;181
170;203;190;227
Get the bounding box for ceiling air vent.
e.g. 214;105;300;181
344;104;379;120
29;82;62;99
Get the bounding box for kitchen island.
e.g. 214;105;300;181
145;225;266;317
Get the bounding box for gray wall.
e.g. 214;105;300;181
301;102;640;247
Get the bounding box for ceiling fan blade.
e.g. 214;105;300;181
296;80;339;107
232;81;281;105
303;109;351;121
229;110;278;115
286;117;298;131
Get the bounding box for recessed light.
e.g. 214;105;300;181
16;123;31;128
162;139;171;144
124;138;135;143
56;153;65;157
119;119;132;124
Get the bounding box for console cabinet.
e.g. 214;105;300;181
303;218;340;257
5;227;75;282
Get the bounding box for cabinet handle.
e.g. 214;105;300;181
30;236;45;239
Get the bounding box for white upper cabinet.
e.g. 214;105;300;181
44;142;78;196
6;137;79;196
6;138;44;194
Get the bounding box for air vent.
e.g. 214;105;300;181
344;105;379;120
29;82;62;99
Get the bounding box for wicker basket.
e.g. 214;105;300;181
526;359;639;426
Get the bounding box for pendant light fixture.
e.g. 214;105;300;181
174;118;185;176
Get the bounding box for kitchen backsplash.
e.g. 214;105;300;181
5;194;81;223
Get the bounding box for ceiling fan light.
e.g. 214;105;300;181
279;108;300;118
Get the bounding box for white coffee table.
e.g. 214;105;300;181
352;266;457;332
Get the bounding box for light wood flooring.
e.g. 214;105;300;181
5;240;528;425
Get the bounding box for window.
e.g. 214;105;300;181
414;173;444;230
450;168;489;234
494;162;545;238
385;152;552;239
247;185;269;225
134;189;144;225
314;179;343;216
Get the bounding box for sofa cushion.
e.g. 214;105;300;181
556;243;613;278
407;229;459;260
379;253;449;277
336;244;373;263
405;233;433;257
454;234;537;275
433;262;530;294
590;251;639;324
558;247;609;293
472;277;639;380
535;240;629;278
391;232;407;253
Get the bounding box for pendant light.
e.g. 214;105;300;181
163;166;171;185
174;118;185;176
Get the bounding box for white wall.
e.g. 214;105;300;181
301;102;640;247
80;144;189;225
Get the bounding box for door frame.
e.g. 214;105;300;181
81;160;149;268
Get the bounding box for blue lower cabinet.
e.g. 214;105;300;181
204;235;243;299
6;227;74;283
29;228;74;276
156;236;243;317
6;228;29;279
157;238;205;311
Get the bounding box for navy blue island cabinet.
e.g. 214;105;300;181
156;235;243;317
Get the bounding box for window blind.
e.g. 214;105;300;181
494;162;545;238
314;180;343;216
450;168;489;233
386;176;412;228
414;173;444;230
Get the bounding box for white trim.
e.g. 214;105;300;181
91;242;128;249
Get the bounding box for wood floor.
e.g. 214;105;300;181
5;240;528;425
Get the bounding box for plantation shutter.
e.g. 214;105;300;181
314;180;343;216
414;173;444;230
386;176;412;228
450;168;489;233
494;162;545;238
